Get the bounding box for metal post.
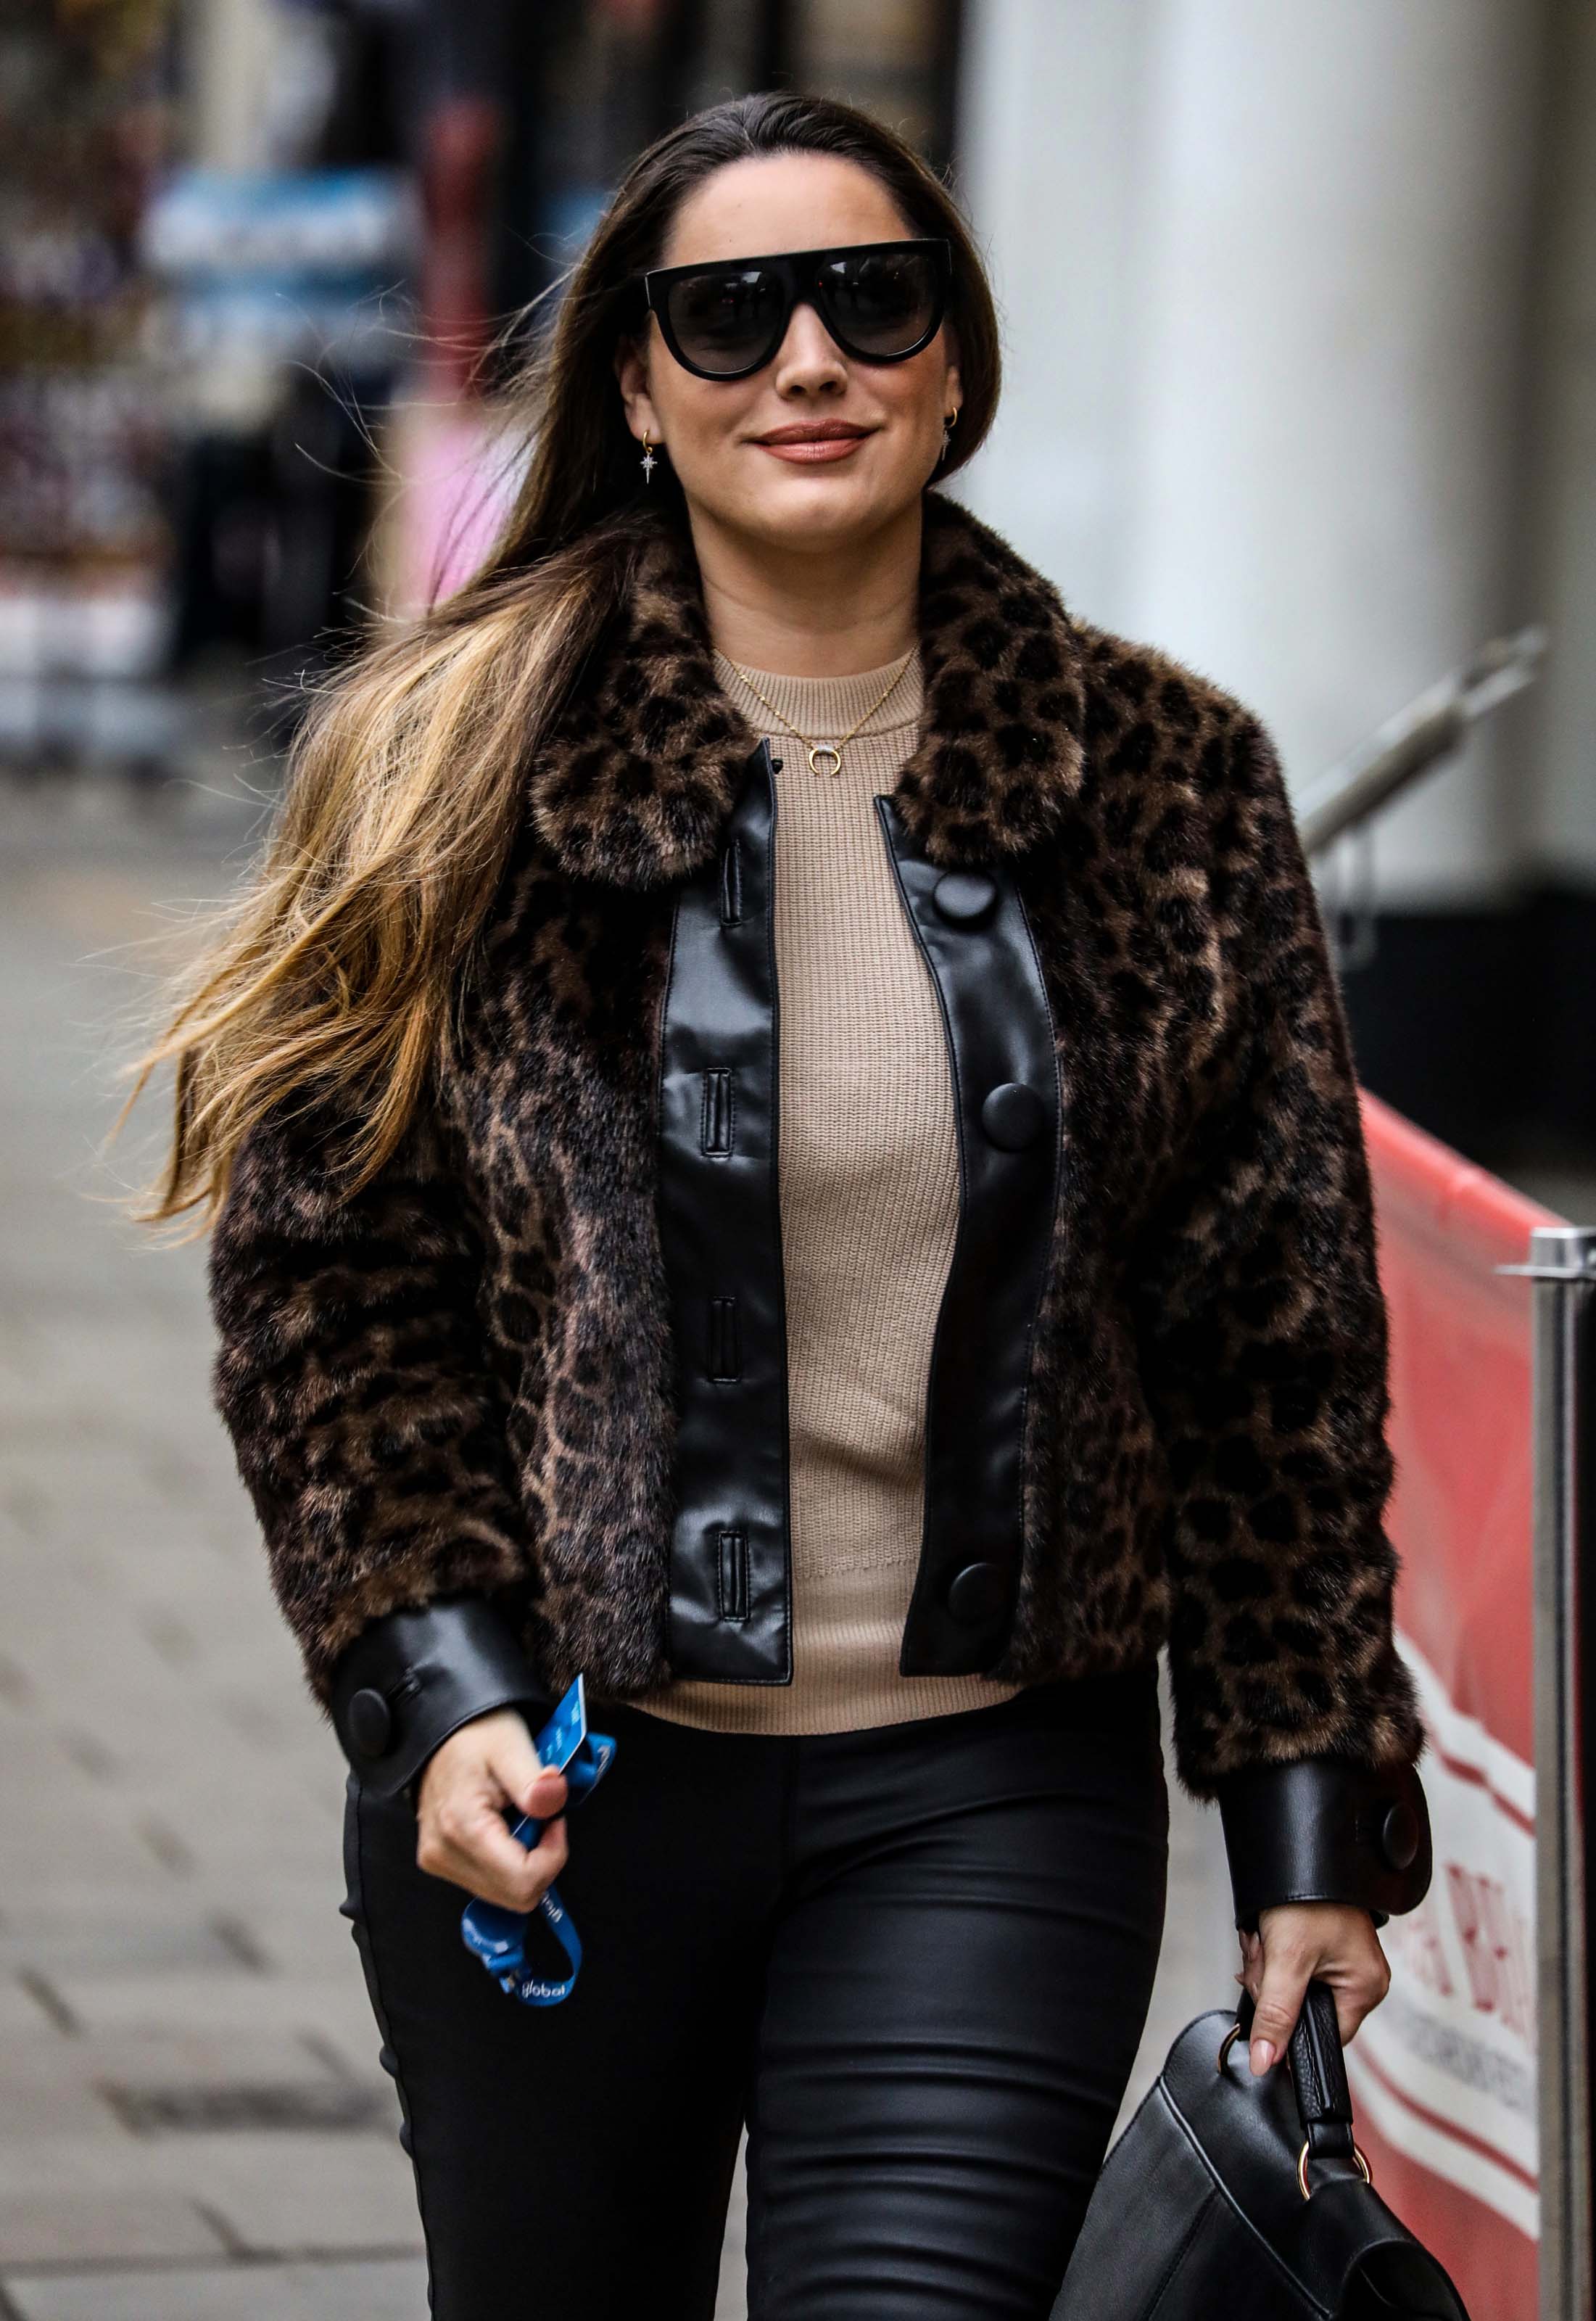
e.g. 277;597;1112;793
1523;1226;1596;2321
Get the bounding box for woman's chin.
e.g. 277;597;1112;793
720;469;927;553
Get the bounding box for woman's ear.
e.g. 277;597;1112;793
613;335;660;445
943;329;963;424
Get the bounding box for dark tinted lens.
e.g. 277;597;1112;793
819;248;940;355
664;265;788;375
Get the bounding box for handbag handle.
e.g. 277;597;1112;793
1288;1980;1357;2164
1236;1977;1360;2169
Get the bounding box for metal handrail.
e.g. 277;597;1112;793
1516;1227;1596;2321
1316;622;1581;2316
1298;624;1547;857
1298;631;1588;2316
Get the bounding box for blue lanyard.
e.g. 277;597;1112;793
458;1676;616;2006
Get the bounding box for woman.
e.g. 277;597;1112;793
131;90;1431;2321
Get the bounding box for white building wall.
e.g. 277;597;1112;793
1525;0;1596;885
956;0;1558;908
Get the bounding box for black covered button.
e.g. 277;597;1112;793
933;870;998;926
1378;1800;1420;1872
946;1560;1006;1625
980;1081;1046;1150
347;1687;394;1759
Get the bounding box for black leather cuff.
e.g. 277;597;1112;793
328;1595;550;1801
1215;1752;1433;1934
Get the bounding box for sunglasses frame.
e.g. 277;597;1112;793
638;237;953;382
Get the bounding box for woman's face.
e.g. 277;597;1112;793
614;152;962;556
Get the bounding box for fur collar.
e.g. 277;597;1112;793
527;489;1089;887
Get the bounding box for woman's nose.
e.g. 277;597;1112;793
769;300;849;392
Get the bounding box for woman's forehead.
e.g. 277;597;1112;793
658;154;915;269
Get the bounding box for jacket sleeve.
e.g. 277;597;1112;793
206;1088;548;1797
1132;706;1431;1930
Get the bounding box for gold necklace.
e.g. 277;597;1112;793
722;649;918;778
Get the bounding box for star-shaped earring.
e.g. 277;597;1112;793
640;429;657;484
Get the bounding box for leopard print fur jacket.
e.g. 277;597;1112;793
205;487;1425;1802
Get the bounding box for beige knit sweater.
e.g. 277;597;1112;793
626;646;1024;1734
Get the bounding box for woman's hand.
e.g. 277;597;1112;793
413;1707;571;1910
1235;1902;1392;2076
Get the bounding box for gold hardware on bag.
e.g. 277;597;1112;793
1219;2020;1376;2201
1298;2138;1373;2200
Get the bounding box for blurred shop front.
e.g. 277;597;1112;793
2;0;421;769
1;0;178;775
0;0;962;774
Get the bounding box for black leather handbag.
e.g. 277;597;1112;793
1051;1979;1471;2319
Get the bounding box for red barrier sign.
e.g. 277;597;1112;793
1355;1092;1566;2318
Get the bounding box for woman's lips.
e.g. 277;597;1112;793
753;432;870;463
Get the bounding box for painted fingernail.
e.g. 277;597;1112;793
1250;2039;1275;2075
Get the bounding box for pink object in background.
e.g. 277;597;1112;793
382;395;526;621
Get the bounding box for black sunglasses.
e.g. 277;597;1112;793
638;237;952;382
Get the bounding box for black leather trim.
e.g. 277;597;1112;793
656;740;793;1681
328;1595;550;1800
1215;1753;1434;1933
874;800;1062;1675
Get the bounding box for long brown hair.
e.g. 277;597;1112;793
117;89;1004;1234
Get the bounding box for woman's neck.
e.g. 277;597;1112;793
686;495;922;678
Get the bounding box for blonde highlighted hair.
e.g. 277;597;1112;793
116;89;1002;1232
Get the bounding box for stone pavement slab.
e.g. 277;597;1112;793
4;2255;429;2321
157;2132;425;2258
0;2196;227;2275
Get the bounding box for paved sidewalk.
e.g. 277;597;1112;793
0;757;1233;2319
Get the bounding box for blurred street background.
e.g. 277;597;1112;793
1;1;1592;2314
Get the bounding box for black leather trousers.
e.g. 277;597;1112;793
339;1662;1170;2320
